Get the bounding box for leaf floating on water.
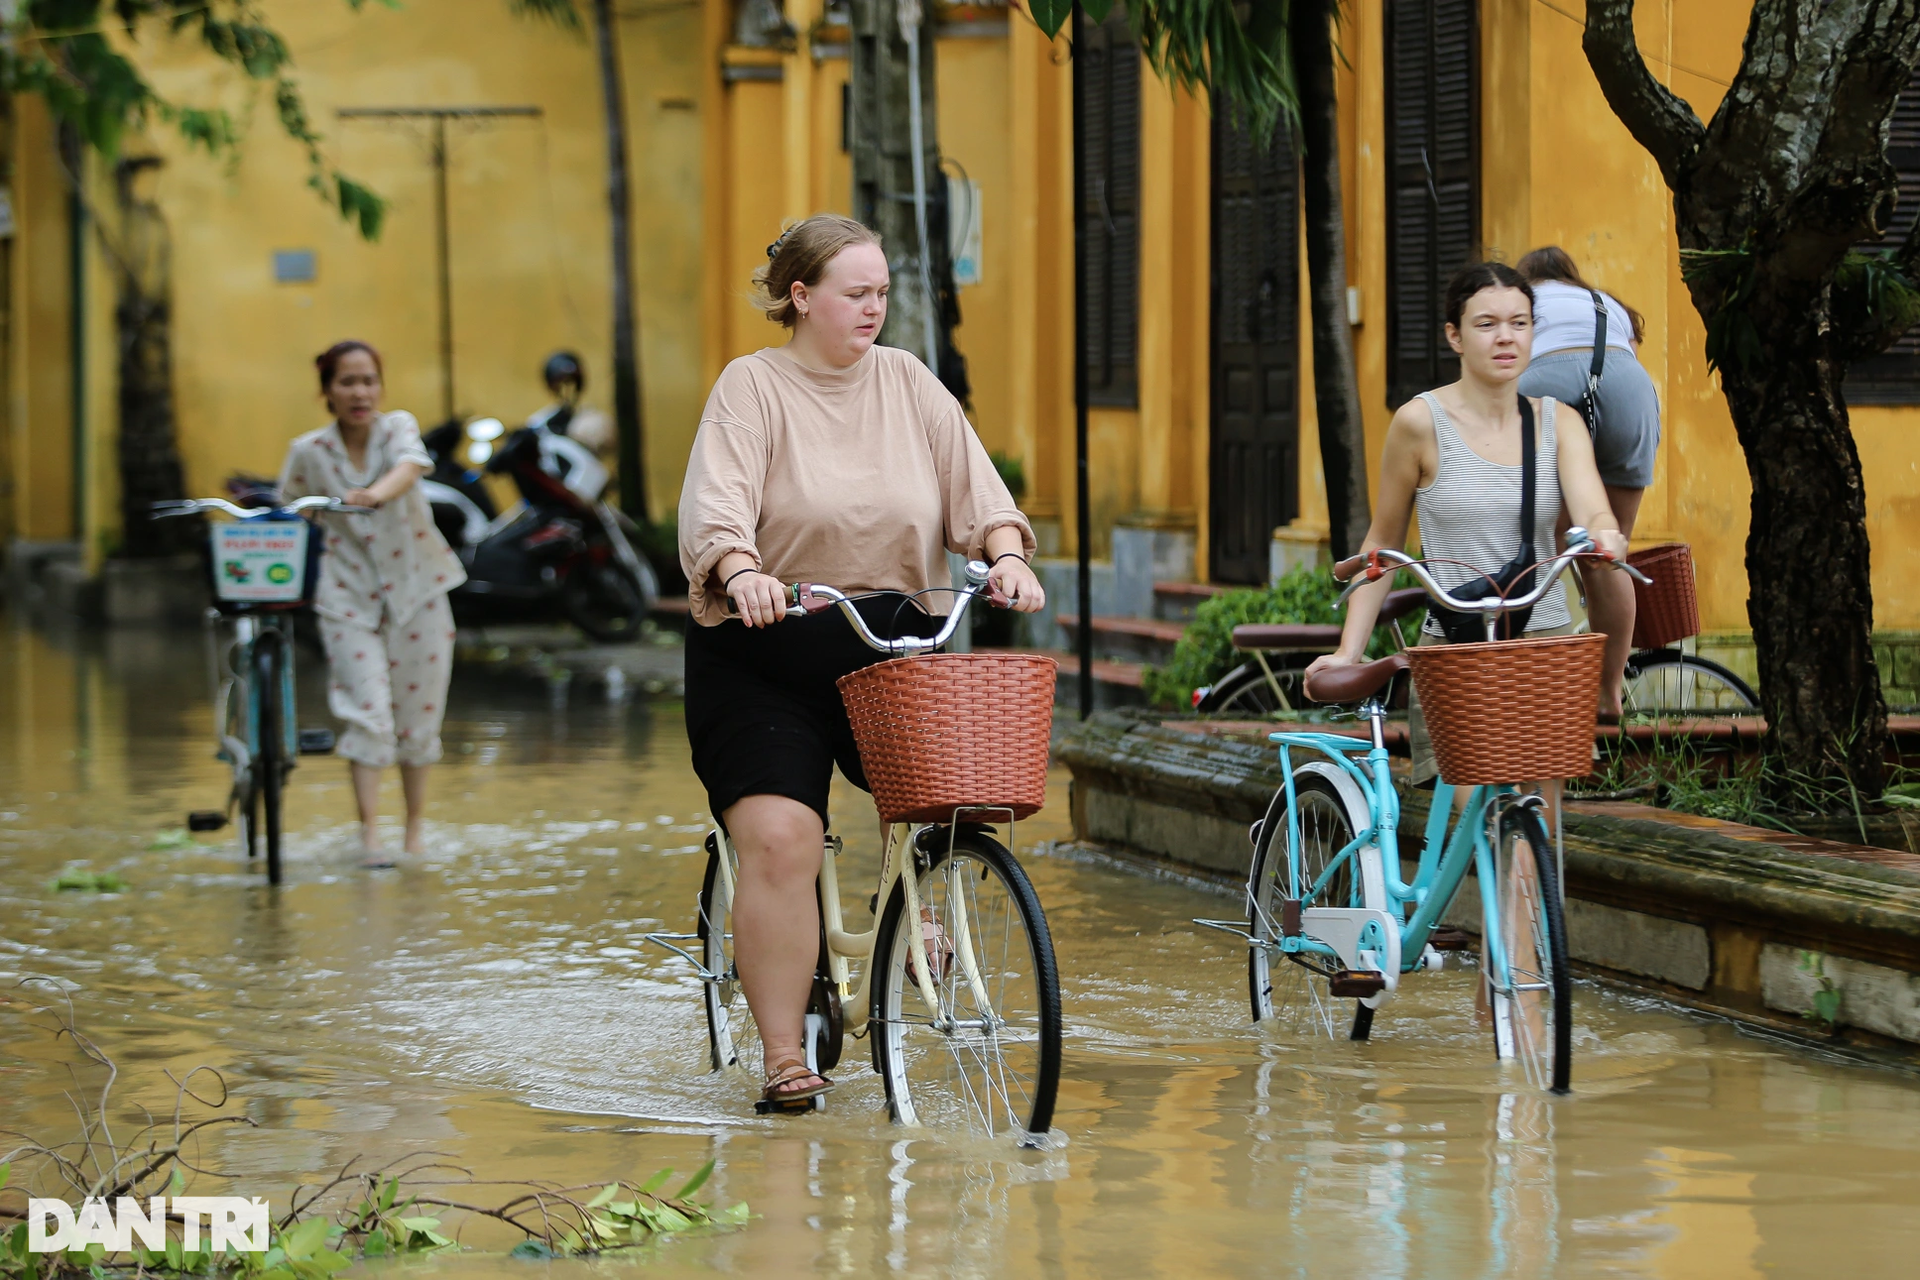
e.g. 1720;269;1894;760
150;827;198;851
52;868;130;893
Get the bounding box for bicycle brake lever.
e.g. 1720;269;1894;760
791;584;834;615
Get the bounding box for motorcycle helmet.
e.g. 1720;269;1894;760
543;350;585;396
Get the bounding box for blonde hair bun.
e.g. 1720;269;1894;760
752;214;883;328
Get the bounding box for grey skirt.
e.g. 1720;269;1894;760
1520;349;1662;489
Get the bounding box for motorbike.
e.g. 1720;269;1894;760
421;414;659;643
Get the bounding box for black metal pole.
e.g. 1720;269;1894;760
432;114;454;422
1071;0;1093;720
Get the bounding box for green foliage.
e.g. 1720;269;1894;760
1884;782;1920;810
3;2;388;239
149;828;197;850
51;867;129;892
509;0;583;27
1142;565;1416;709
988;450;1027;502
1027;0;1299;146
1678;246;1763;376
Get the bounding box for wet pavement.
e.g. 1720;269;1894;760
5;619;1920;1275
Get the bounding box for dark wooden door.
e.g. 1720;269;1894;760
1210;115;1300;584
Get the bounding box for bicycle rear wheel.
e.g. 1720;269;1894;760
698;834;760;1074
872;827;1061;1140
1248;770;1368;1035
253;636;287;886
1489;805;1572;1093
1197;662;1289;715
1622;650;1758;714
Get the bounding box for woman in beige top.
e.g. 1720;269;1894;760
678;214;1044;1110
280;341;466;868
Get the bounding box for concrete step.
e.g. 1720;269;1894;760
1056;613;1188;667
1152;580;1233;621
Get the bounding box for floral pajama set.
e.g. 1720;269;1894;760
279;411;468;768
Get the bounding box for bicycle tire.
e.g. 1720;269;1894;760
1489;805;1572;1094
1247;770;1369;1035
240;781;261;863
1622;650;1758;715
254;636;286;886
871;827;1061;1140
698;835;760;1074
1197;662;1287;715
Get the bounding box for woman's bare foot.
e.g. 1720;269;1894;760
360;827;396;869
403;823;426;857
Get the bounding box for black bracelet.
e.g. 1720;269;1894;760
721;566;759;592
990;552;1028;567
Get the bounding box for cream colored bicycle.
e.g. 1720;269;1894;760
647;562;1062;1144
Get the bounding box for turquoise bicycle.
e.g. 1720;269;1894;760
1202;529;1649;1094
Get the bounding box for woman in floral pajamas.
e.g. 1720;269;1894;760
279;341;467;867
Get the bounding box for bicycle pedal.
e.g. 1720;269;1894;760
1426;927;1472;952
1329;969;1388;998
187;810;228;832
297;728;336;756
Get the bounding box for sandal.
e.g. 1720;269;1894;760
762;1058;833;1111
905;906;955;986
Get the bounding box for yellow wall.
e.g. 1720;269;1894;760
8;0;1919;630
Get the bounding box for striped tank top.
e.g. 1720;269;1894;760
1413;392;1569;636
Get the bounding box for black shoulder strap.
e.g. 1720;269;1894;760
1518;396;1536;561
1588;289;1608;380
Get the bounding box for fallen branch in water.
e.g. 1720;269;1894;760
0;980;745;1276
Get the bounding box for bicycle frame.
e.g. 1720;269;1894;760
204;612;297;806
689;812;1014;1037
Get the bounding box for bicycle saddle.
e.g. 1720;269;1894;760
1302;652;1410;704
1231;622;1344;652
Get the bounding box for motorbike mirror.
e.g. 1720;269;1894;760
465;440;494;466
467;417;506;443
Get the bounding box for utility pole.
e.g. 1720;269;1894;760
337;105;541;421
1070;1;1092;719
589;0;650;525
848;0;968;403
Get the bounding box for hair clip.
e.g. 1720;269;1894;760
766;231;790;261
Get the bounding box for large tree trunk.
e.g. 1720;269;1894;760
1713;287;1886;796
1290;0;1369;560
1584;0;1920;803
592;0;649;524
849;0;968;403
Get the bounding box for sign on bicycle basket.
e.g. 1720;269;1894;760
212;521;310;603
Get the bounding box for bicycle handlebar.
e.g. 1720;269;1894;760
730;559;1007;656
152;496;373;520
1333;526;1653;617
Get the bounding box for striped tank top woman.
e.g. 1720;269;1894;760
1413;391;1569;636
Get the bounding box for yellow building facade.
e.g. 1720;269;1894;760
3;0;1917;635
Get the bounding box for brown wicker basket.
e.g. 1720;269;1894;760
1408;633;1605;785
837;653;1058;824
1625;542;1699;649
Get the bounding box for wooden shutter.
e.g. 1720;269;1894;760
1847;69;1920;405
1077;4;1140;407
1210;116;1301;583
1384;0;1478;408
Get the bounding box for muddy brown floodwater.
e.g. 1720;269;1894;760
5;621;1920;1277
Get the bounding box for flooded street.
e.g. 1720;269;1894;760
6;621;1920;1277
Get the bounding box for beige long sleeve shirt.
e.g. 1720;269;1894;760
678;344;1035;627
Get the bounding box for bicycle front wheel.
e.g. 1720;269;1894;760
1621;650;1758;714
698;834;760;1074
1489;805;1572;1093
1248;769;1367;1035
872;827;1061;1140
253;637;286;886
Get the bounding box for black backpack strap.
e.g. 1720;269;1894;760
1587;289;1608;382
1518;396;1536;563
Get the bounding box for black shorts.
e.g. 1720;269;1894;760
684;593;940;828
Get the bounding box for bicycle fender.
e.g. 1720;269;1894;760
1294;761;1387;913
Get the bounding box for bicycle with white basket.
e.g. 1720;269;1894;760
153;495;367;884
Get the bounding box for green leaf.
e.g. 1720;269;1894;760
586;1183;620;1209
169;1166;187;1196
509;1240;556;1259
378;1177;398;1211
637;1168;673;1195
720;1202;751;1225
674;1160;715;1200
1081;0;1114;22
1028;0;1073;38
278;1216;331;1262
